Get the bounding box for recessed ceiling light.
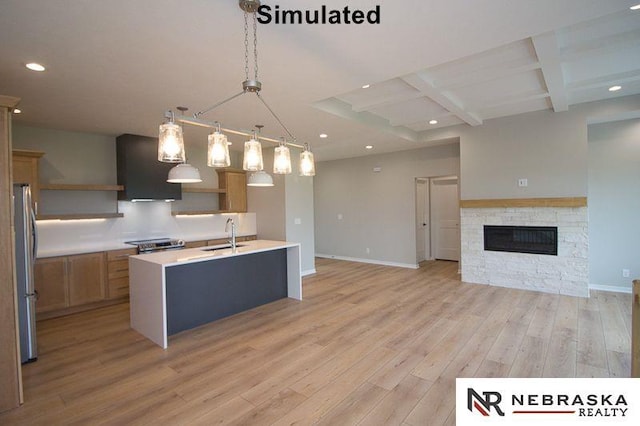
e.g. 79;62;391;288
630;4;640;10
365;145;373;149
319;133;328;138
361;84;370;89
609;85;622;92
13;108;21;114
25;62;46;72
429;119;438;125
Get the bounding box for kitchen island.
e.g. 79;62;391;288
129;239;301;348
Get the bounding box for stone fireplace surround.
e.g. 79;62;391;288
460;198;588;297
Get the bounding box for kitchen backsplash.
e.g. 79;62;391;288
36;201;257;257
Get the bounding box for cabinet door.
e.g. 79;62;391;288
68;252;106;306
12;150;43;208
34;257;68;313
226;172;247;212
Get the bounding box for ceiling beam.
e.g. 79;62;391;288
350;91;425;113
401;73;483;126
531;31;569;112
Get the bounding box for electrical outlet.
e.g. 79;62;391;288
622;269;630;278
294;218;301;225
337;214;343;220
366;247;370;254
518;178;528;187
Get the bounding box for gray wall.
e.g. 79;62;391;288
415;95;640;199
588;118;640;291
13;124;116;184
247;148;286;241
314;95;640;270
314;143;460;267
285;147;316;274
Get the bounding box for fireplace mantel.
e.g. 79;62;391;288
460;197;587;209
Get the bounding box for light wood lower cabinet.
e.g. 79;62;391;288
68;253;105;305
34;256;68;312
35;252;106;313
106;247;136;299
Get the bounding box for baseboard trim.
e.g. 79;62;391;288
315;253;418;270
589;284;632;294
302;269;316;277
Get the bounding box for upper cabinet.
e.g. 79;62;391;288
217;169;247;213
12;149;44;209
116;134;182;201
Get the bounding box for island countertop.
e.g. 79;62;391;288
130;239;300;267
129;239;302;348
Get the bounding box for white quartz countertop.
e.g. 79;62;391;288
130;239;300;267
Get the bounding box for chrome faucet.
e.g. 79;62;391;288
225;218;237;249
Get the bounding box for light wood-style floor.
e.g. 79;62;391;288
0;258;632;425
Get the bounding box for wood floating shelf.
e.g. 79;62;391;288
12;149;45;158
182;187;227;194
36;213;124;220
40;184;124;191
459;197;588;209
171;210;228;216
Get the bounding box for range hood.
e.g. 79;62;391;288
117;134;182;201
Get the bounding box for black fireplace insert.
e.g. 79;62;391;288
484;225;557;256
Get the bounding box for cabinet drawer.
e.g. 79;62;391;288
108;269;128;280
108;258;129;274
108;277;129;299
107;248;137;261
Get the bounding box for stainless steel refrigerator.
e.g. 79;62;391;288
13;183;38;363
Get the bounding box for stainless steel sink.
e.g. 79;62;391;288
200;244;245;251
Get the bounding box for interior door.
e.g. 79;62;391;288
431;177;460;261
415;179;430;262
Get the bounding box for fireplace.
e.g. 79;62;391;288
484;225;557;256
461;204;588;296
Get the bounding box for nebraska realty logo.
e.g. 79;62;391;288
457;378;640;425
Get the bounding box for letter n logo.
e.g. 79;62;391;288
467;388;505;416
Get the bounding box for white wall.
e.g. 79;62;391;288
314;143;460;267
588;118;640;292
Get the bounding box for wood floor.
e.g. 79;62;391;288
0;258;632;425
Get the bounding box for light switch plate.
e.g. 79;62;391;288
294;218;301;225
518;178;528;187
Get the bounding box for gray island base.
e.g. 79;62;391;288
129;240;302;348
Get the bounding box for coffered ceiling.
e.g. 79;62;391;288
1;0;638;161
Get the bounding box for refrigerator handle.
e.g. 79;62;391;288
31;206;38;262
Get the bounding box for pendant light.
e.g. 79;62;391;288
299;143;316;176
247;170;274;187
167;163;202;183
243;128;263;171
159;0;316;182
207;123;230;167
158;111;186;163
273;137;292;174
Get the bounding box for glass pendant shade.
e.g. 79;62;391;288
273;144;292;174
243;138;263;171
158;122;186;163
167;163;202;183
247;170;274;187
207;131;230;167
299;148;316;176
